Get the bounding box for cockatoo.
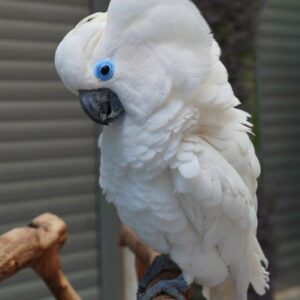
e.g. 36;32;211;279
55;0;269;299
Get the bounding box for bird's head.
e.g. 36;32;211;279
55;0;213;125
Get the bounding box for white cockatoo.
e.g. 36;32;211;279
55;0;269;299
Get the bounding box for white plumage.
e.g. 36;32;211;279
55;0;269;299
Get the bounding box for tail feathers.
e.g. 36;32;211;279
250;238;270;295
203;280;244;300
203;235;269;300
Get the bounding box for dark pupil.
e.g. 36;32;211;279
101;65;110;76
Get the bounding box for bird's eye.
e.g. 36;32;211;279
94;59;115;81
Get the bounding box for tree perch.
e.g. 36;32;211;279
0;214;191;300
120;225;192;300
0;213;81;300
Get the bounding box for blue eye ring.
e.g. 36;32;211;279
94;59;115;81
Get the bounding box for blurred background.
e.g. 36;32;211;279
0;0;299;299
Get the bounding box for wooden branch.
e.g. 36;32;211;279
120;225;192;300
0;213;81;300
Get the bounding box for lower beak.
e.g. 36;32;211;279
79;88;125;125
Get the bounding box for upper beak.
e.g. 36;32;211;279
79;88;125;125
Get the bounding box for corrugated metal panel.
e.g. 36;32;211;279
258;0;300;290
0;0;101;299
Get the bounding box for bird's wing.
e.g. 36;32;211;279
203;125;261;209
169;136;268;295
170;136;256;229
190;40;261;207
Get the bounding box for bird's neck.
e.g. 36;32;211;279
100;99;197;175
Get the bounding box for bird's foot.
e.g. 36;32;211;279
137;255;188;300
137;274;187;300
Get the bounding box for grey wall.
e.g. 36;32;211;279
0;0;102;298
258;0;300;291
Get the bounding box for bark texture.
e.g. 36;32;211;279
0;213;81;300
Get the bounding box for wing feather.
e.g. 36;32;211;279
172;137;253;225
170;137;269;296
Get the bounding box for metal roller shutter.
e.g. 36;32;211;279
258;0;300;290
0;0;101;299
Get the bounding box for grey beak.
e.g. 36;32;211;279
79;88;125;125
